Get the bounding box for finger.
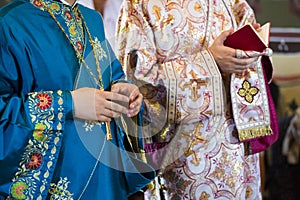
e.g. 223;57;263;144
128;96;143;117
252;23;261;30
100;106;123;118
104;91;129;103
232;57;257;66
127;110;139;117
217;29;234;44
129;93;143;109
105;100;128;114
127;107;140;117
111;84;120;93
129;87;140;101
96;114;112;122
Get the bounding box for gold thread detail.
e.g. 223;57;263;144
238;125;272;141
39;0;112;140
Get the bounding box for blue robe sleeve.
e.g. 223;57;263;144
0;16;73;198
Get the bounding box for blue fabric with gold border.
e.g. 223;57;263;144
0;0;155;199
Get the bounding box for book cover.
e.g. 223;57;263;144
224;22;271;51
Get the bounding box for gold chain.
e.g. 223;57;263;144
39;0;103;89
39;0;112;140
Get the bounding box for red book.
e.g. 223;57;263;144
224;22;273;81
225;23;278;154
224;22;271;51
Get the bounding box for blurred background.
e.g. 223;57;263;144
1;0;300;199
248;1;300;200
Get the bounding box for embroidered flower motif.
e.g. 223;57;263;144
237;80;258;103
64;11;72;20
33;123;46;141
207;144;243;193
83;120;101;132
11;181;28;199
36;93;53;110
93;37;107;60
33;0;42;7
50;3;60;12
69;25;76;36
76;41;83;51
49;177;74;200
25;152;43;170
12;90;62;198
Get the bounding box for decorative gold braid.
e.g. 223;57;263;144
39;0;112;140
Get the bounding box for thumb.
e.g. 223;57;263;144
111;84;120;93
217;29;234;44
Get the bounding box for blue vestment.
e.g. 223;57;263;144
0;0;155;199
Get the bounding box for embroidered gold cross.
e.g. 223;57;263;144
184;122;206;165
182;79;207;102
152;5;174;29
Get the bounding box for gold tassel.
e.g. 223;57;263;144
238;125;272;141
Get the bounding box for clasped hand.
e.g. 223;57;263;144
71;82;143;122
208;23;261;74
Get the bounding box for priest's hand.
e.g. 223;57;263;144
71;87;130;122
111;82;143;117
208;29;258;74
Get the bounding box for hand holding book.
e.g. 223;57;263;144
224;22;273;58
226;22;279;155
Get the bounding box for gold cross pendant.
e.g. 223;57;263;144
105;122;112;140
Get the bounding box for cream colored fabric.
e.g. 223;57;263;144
116;0;262;199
